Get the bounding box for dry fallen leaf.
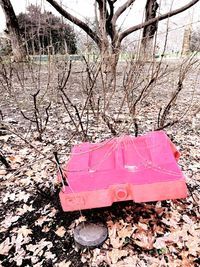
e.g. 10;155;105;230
48;207;57;217
16;192;30;202
1;215;20;229
8;155;22;163
117;225;136;240
133;231;155;250
3;192;16;203
55;226;66;237
17;225;32;237
42;225;50;233
44;251;56;260
35;216;49;226
182;214;193;224
16;204;34;215
108;248;128;264
26;238;53;256
110;236;124;249
108;222;123;248
153;237;167;249
138;222;148;231
25;169;34;177
56;260;71;267
0;169;7;175
74;216;86;226
0;237;15;255
115;256;138;267
12;247;26;266
185;236;200;256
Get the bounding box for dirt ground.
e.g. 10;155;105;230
0;59;200;267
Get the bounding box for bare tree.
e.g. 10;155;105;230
0;0;26;61
46;0;200;67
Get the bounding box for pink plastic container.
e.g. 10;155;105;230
58;131;187;211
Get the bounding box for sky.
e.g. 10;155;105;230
0;0;200;52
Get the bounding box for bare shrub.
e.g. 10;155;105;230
0;42;199;148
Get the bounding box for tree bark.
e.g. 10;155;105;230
0;0;26;61
181;24;192;56
139;0;159;61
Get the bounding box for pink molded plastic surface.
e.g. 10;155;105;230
58;131;187;211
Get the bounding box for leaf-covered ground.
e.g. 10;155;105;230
0;60;200;267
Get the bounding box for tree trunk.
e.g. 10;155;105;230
139;0;159;61
101;49;118;73
181;24;192;56
0;0;26;61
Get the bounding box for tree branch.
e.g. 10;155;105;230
112;0;135;24
96;0;107;22
106;0;115;39
46;0;101;47
107;0;114;22
96;0;115;43
119;0;199;42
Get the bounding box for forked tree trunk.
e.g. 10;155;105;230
0;0;26;61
